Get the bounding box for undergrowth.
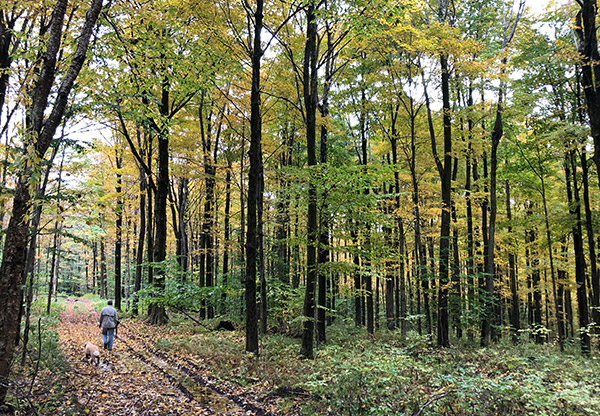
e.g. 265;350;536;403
5;296;74;415
9;299;598;415
156;317;600;416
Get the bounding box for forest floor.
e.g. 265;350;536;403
7;296;600;415
52;298;283;415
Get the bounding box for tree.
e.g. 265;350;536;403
482;0;525;347
300;0;320;359
0;0;104;405
114;143;123;310
245;0;264;354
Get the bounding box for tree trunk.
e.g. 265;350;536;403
505;180;520;343
436;54;452;348
353;226;361;327
316;18;337;343
258;166;267;333
148;82;170;325
133;142;146;315
398;223;407;335
100;240;107;298
581;150;600;343
357;85;374;335
300;2;319;359
450;157;462;339
539;177;563;349
482;73;505;347
92;242;97;292
385;222;395;330
204;173;215;318
222;158;232;306
451;204;461;339
115;148;123;310
0;13;14;118
477;152;489;344
575;1;600;187
565;151;591;354
465;85;477;342
245;0;263;354
176;178;190;274
275;136;290;284
528;226;543;345
146;134;154;289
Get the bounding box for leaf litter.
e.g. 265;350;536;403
56;298;282;415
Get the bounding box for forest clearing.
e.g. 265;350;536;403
4;0;600;414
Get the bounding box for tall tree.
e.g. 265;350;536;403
481;0;524;347
300;0;320;359
565;149;591;354
434;0;454;348
0;0;104;405
245;0;264;354
115;143;123;309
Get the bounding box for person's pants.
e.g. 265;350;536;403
102;328;115;350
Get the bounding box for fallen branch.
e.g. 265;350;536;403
413;390;455;416
168;306;213;330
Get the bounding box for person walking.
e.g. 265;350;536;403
99;299;119;351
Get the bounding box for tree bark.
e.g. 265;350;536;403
436;53;452;348
245;0;263;354
222;158;232;306
174;177;189;274
575;1;600;187
259;165;267;333
390;124;405;334
451;158;462;339
565;151;591;354
147;76;170;325
581;150;600;343
100;240;107;298
133;161;146;315
505;180;520;343
352;225;362;327
316;15;338;343
482;62;506;346
275;131;291;284
115;147;123;310
198;95;223;318
300;2;319;358
398;223;407;335
358;85;374;335
145;133;154;290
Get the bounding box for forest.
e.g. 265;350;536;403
1;0;600;414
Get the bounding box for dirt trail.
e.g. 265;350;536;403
57;299;277;415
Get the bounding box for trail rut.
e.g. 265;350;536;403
57;298;279;415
